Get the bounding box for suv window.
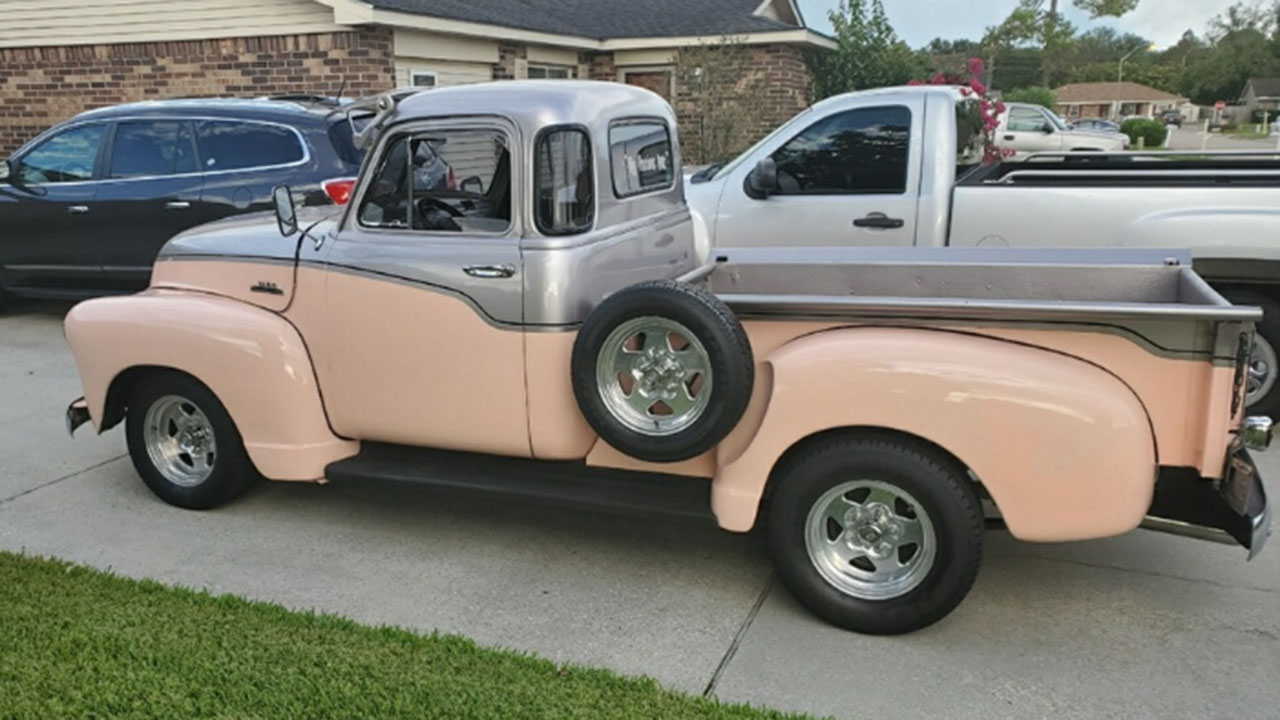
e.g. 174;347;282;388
536;128;593;235
17;124;105;184
109;120;197;178
358;129;511;234
195;120;305;172
1008;107;1049;132
770;105;911;195
609;120;674;198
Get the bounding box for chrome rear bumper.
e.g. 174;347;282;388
1142;450;1270;559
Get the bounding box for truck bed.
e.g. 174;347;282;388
700;248;1259;357
960;150;1280;188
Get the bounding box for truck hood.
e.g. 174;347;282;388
152;206;343;312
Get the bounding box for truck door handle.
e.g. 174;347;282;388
853;214;904;229
67;205;90;215
1004;134;1016;141
164;201;191;211
463;264;516;279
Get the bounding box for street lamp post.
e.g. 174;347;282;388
1115;45;1144;121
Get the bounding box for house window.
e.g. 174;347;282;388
410;71;437;88
621;68;675;101
527;65;572;79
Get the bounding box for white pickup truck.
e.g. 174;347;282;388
686;85;1280;415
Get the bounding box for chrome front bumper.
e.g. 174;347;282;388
65;397;90;437
1142;449;1270;559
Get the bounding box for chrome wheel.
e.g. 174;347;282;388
143;394;218;487
595;316;712;436
1247;334;1277;407
805;480;936;600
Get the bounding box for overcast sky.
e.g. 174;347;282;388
798;0;1241;48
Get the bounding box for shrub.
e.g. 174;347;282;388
1121;117;1168;147
1002;86;1058;110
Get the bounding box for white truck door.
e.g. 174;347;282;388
1000;106;1062;158
712;99;922;249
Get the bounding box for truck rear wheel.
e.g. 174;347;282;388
572;280;754;463
1223;291;1279;417
125;371;259;510
767;433;984;635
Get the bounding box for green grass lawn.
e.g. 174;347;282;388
0;552;809;719
1219;126;1273;140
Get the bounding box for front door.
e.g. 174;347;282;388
0;122;108;291
304;119;531;457
714;101;921;249
1000;106;1062;158
94;119;204;290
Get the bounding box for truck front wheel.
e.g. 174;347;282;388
767;433;984;635
125;371;259;510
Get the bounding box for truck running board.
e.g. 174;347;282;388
324;443;715;522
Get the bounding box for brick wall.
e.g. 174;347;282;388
580;51;617;82
494;42;526;81
749;43;810;140
0;27;395;154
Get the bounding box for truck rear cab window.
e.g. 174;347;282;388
1007;107;1049;132
195;120;305;172
535;128;593;235
109;120;198;178
770;105;911;195
359;130;512;234
609;120;674;198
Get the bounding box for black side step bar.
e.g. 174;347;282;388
325;443;715;522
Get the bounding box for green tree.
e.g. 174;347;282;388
1003;86;1059;109
1182;26;1280;105
986;0;1141;86
810;0;923;99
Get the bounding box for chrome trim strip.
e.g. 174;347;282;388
11;116;311;187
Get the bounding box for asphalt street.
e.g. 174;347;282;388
1;299;1276;719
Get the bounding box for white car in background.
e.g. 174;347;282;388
997;102;1128;158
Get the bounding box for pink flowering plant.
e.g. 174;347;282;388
910;58;1012;164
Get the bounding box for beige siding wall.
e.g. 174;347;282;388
0;0;342;48
394;59;491;87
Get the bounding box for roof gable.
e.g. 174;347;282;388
1244;77;1280;99
362;0;802;40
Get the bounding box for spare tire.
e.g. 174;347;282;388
572;279;754;463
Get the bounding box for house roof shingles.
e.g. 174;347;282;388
366;0;801;40
1245;77;1280;99
1053;81;1185;104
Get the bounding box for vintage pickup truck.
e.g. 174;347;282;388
686;85;1280;417
64;81;1272;635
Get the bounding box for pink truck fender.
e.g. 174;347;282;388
712;327;1158;542
64;292;358;481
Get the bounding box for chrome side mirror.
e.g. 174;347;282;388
272;184;298;236
744;157;777;200
0;159;11;182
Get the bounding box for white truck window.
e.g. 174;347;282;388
770;105;911;195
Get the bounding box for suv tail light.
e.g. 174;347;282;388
322;177;358;206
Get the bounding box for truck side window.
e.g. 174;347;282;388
1007;108;1049;132
358;129;512;235
770;105;910;195
609;120;674;198
535;127;593;235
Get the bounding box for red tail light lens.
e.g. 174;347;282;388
322;177;358;206
448;167;457;191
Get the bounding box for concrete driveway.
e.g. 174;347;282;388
1166;126;1280;152
1;299;1277;719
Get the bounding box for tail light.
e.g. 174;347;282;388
447;167;457;191
322;177;358;206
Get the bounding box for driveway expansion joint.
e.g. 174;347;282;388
0;454;128;507
703;573;774;698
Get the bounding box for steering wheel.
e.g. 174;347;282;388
416;196;463;218
58;161;91;181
